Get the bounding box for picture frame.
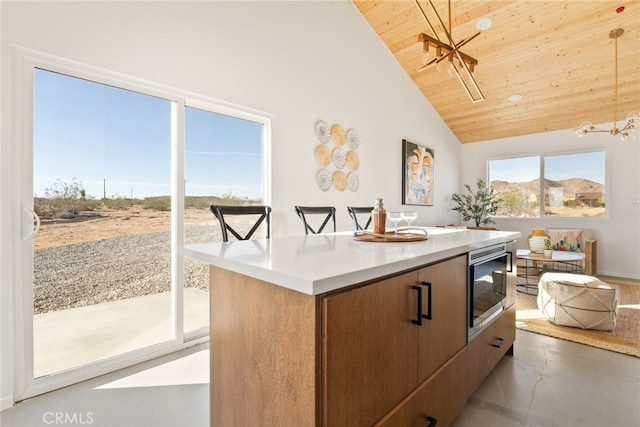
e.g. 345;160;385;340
402;139;434;206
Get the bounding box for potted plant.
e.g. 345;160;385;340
451;178;502;228
544;238;553;258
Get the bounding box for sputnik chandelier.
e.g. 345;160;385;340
575;28;639;141
415;0;486;103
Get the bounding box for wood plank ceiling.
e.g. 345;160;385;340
352;0;640;143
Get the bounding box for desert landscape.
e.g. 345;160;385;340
31;191;602;314
34;206;216;250
491;178;605;218
32;206;260;314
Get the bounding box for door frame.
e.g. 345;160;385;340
10;46;272;402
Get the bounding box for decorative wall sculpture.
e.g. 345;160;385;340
314;120;360;192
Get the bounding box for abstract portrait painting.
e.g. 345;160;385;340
402;139;434;206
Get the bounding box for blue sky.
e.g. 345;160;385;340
489;151;605;185
34;69;263;200
34;68;603;200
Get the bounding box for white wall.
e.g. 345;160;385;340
0;1;461;407
461;128;640;279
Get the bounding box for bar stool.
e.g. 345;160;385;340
346;206;373;230
294;206;336;234
210;205;271;242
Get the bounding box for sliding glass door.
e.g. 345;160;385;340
13;49;270;401
183;105;267;336
31;68;174;377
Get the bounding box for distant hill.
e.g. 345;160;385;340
490;178;604;200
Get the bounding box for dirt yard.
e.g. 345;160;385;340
34;206;215;250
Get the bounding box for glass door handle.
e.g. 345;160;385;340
22;207;40;240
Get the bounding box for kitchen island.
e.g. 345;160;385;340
183;227;520;426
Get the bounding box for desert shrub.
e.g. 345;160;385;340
496;191;528;217
34;198;55;219
215;193;262;206
184;194;263;209
103;196;131;210
184;196;216;209
143;197;171;211
565;199;582;208
40;178;97;218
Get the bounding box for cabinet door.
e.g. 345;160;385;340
322;271;419;427
466;304;516;396
416;255;468;382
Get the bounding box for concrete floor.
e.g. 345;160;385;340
453;330;639;426
34;288;209;376
2;329;639;426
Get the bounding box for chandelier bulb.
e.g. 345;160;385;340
626;111;640;127
422;42;431;66
447;60;455;77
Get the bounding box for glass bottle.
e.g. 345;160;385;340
372;198;387;235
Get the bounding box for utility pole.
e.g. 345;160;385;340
103;178;106;200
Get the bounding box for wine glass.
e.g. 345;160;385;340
401;211;418;231
388;211;402;234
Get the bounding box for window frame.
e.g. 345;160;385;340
487;148;607;220
11;46;272;401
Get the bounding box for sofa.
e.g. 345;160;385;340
545;228;597;276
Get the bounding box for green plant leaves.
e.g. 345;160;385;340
451;178;502;227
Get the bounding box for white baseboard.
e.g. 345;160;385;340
597;270;640;282
1;394;14;411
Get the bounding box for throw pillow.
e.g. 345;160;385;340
548;229;582;252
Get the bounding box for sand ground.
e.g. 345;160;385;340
35;206;215;250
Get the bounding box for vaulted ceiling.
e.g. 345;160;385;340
353;1;640;143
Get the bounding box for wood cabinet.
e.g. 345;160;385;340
209;267;319;426
377;348;469;427
208;252;514;427
416;256;467;382
321;255;466;426
466;304;516;396
322;270;419;427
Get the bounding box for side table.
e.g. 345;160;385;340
516;249;585;295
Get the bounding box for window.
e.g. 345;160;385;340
488;151;605;218
543;151;605;217
488;156;540;217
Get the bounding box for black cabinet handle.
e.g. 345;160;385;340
411;285;422;326
426;415;437;426
491;337;505;348
421;281;432;320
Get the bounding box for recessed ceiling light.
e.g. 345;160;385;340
476;17;492;31
508;94;522;102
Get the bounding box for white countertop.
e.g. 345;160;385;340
182;227;521;296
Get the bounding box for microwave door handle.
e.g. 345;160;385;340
469;264;475;328
507;251;514;272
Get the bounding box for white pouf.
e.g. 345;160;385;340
537;273;618;331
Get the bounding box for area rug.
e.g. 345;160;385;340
515;276;640;357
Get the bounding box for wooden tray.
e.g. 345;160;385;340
353;230;428;242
